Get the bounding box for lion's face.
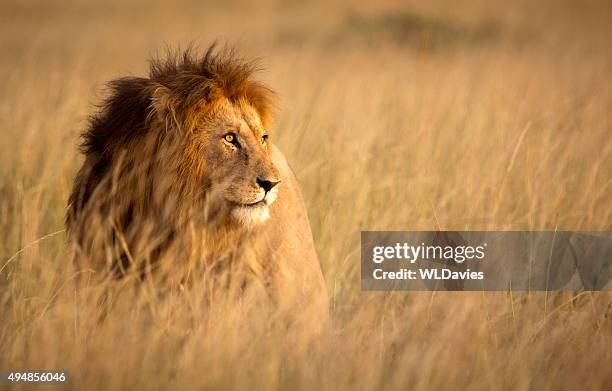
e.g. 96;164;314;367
192;99;280;227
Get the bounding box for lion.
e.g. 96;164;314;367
66;45;328;324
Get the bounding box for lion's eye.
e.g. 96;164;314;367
223;133;236;143
262;134;269;145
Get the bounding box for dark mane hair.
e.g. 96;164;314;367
81;44;275;157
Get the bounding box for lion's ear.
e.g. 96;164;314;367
150;85;179;129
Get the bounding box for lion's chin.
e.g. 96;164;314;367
230;203;270;228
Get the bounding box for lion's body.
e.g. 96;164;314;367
66;46;328;322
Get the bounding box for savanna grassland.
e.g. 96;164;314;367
1;0;611;389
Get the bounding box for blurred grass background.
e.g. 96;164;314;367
0;0;611;389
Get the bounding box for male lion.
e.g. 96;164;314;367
66;45;328;322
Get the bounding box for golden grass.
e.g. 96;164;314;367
1;0;611;389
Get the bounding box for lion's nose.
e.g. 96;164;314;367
257;178;281;192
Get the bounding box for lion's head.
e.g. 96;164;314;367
149;47;283;227
172;93;282;227
66;45;292;274
69;45;283;235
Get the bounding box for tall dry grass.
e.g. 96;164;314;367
1;0;611;389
